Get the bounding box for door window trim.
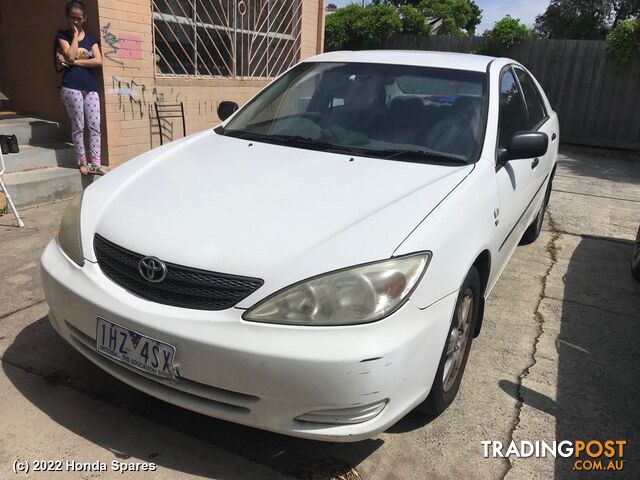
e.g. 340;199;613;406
512;66;549;130
495;64;550;168
495;65;529;165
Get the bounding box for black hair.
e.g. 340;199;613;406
65;1;87;16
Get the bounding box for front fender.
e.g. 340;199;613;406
393;158;498;309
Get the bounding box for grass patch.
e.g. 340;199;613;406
545;214;563;263
289;459;362;480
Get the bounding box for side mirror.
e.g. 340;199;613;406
217;101;239;121
499;131;549;164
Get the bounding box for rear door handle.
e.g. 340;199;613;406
551;133;557;141
531;158;539;169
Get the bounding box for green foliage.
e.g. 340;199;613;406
399;4;432;35
535;0;640;40
606;18;640;63
465;1;483;35
485;15;532;49
324;0;482;51
324;9;349;52
417;0;482;35
324;4;402;51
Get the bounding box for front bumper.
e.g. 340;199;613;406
41;240;457;442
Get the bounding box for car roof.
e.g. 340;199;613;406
304;50;502;73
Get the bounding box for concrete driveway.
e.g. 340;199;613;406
1;146;638;479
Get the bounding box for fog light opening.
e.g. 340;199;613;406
295;399;388;425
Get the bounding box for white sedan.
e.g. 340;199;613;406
41;50;559;442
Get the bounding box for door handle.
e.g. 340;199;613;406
531;158;539;169
551;133;557;141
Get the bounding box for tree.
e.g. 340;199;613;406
324;4;402;51
611;0;640;27
606;18;640;62
465;1;483;35
375;0;482;34
535;0;640;40
398;4;432;35
324;0;481;51
417;0;483;35
483;15;533;54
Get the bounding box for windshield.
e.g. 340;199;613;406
219;62;488;164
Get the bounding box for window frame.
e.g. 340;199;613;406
512;66;549;131
495;64;550;167
496;65;529;152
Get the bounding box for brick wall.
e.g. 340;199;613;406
97;0;324;167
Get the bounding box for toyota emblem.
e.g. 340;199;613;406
138;256;168;283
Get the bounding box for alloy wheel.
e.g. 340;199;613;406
443;288;474;392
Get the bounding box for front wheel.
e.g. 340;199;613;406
415;267;481;416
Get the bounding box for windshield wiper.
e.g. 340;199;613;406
265;134;337;150
222;130;362;153
366;148;468;165
221;130;467;164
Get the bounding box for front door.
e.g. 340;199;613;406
492;66;544;274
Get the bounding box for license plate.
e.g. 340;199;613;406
96;317;177;380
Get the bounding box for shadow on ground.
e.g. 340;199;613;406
3;318;382;479
500;234;640;478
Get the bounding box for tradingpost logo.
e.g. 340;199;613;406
481;440;627;472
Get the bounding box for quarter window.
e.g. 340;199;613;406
515;68;547;129
498;69;528;150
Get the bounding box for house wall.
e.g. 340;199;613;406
97;0;324;167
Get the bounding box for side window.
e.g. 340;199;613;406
515;68;547;129
498;69;528;149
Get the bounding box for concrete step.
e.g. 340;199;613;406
2;143;76;174
0;116;64;145
2;166;97;209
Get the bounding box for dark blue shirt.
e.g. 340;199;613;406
55;30;99;92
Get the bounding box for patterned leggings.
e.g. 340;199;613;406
61;87;101;166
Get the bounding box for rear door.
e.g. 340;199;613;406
513;66;557;195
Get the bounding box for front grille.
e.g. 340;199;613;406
94;234;263;310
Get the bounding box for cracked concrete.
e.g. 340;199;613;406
502;212;563;480
504;148;640;480
1;145;639;479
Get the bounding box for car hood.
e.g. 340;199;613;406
82;131;473;307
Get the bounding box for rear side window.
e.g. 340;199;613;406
515;68;547;129
498;69;528;149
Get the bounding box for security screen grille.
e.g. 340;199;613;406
152;0;303;78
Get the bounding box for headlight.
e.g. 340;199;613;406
57;192;84;266
243;252;430;326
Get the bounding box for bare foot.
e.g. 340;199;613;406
79;164;90;175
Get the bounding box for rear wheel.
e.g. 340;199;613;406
632;226;640;281
415;267;481;416
520;180;552;245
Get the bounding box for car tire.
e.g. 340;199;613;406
415;267;481;416
632;225;640;281
520;179;552;245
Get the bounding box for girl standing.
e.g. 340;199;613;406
56;0;106;175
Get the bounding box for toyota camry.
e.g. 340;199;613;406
41;50;559;442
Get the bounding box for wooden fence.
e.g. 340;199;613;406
384;35;640;151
